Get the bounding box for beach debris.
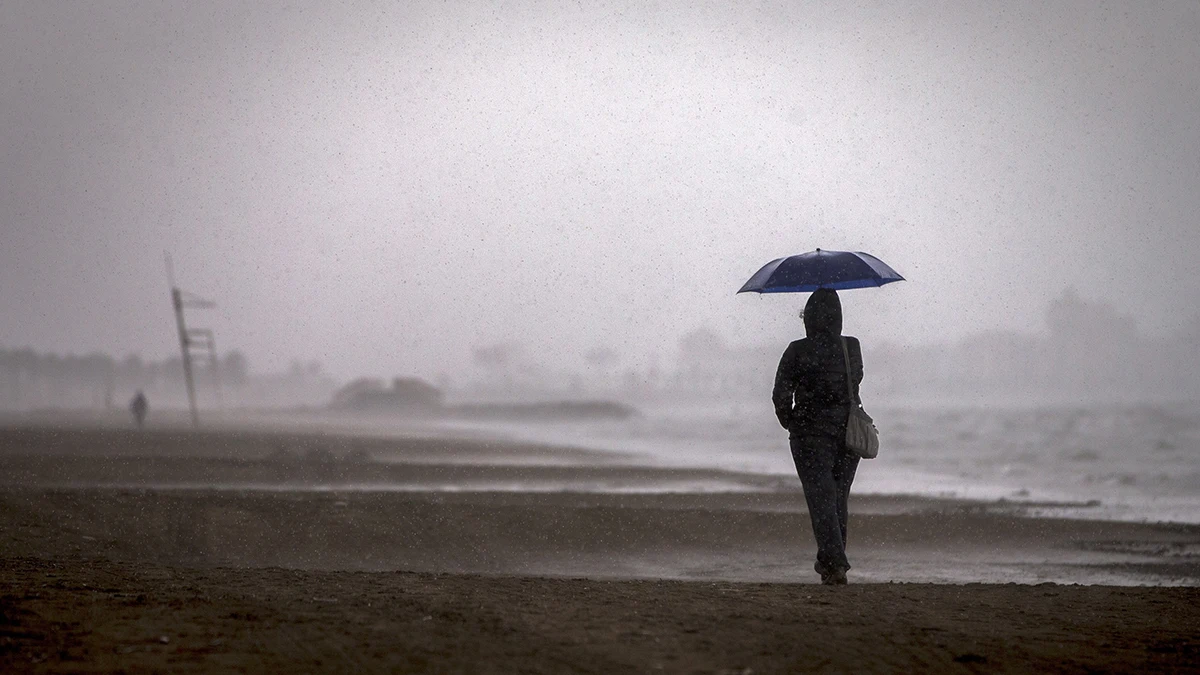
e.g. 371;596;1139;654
157;635;170;644
953;652;987;664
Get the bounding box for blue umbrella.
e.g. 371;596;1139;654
738;249;904;294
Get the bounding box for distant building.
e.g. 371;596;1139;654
329;377;444;413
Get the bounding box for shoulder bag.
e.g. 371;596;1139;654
841;337;879;459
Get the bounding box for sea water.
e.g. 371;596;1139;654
432;402;1200;525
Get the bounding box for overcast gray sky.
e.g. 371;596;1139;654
2;0;1198;379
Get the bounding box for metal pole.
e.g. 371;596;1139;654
209;335;223;412
172;287;199;428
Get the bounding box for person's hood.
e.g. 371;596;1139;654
803;288;842;337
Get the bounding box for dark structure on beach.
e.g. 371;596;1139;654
329;377;444;413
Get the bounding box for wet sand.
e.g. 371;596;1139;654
3;557;1198;674
2;424;1199;672
3;487;1199;586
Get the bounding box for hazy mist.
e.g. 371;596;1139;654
3;0;1198;383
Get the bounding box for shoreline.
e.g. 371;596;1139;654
4;486;1198;586
1;423;1198;587
0;422;1191;527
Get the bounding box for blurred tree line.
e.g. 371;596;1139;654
0;348;245;410
0;348;333;410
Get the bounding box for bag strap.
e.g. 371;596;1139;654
840;337;855;407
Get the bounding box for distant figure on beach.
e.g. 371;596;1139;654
130;390;148;429
772;289;863;585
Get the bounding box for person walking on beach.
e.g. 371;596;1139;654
130;390;148;429
772;288;863;585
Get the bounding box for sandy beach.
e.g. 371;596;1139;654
2;424;1199;672
4;558;1199;674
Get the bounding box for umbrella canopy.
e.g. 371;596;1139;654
738;249;904;294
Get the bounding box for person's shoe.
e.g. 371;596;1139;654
820;568;848;586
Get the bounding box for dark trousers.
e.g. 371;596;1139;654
791;433;859;573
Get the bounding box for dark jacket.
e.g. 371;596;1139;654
772;289;863;436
